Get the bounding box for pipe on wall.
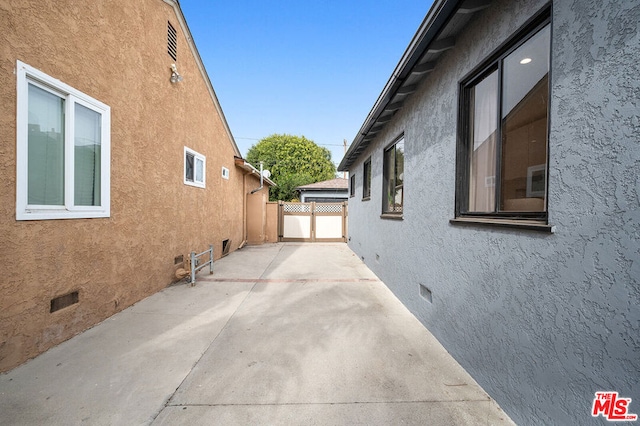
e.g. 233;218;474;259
250;162;264;194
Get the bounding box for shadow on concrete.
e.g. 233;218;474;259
0;243;513;425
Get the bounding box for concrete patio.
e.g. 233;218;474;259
0;243;513;425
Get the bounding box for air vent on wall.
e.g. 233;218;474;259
50;291;79;313
419;284;433;303
168;22;177;61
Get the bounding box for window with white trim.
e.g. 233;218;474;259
184;147;205;188
16;61;111;220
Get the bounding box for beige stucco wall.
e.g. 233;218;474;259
244;175;277;245
0;0;245;371
265;202;279;243
246;187;269;245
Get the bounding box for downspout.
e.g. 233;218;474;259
250;162;264;194
239;170;248;249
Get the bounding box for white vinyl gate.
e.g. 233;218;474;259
278;202;347;242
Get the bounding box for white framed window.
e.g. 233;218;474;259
221;166;230;180
184;147;206;188
16;61;111;221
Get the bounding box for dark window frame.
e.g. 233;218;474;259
382;135;404;216
454;9;551;225
362;157;371;200
185;152;195;182
349;174;355;198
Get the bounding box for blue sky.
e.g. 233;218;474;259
179;1;432;168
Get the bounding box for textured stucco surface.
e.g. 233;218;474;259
0;0;247;371
246;182;270;245
346;0;640;424
265;202;279;243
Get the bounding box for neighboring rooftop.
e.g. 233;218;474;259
296;178;348;190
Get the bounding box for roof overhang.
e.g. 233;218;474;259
338;0;491;171
234;157;276;187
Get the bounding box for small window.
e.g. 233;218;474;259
349;175;355;197
362;157;371;200
221;167;230;180
16;61;111;220
184;147;205;188
383;136;404;215
168;22;177;61
456;17;550;222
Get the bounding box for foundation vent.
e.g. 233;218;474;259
419;284;432;303
168;22;177;61
222;239;231;256
174;254;184;265
50;291;79;313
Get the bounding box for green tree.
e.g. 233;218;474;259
246;134;336;201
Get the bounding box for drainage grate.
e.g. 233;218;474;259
50;291;79;313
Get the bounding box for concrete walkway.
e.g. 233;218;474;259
0;243;513;425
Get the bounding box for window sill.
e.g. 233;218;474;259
380;213;403;221
449;217;555;233
184;181;206;189
362;196;371;202
17;209;110;221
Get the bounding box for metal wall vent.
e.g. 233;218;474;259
168;22;177;61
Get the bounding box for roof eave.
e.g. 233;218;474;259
234;157;276;187
338;0;491;171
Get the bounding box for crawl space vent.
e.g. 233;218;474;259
222;239;231;256
50;291;79;313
